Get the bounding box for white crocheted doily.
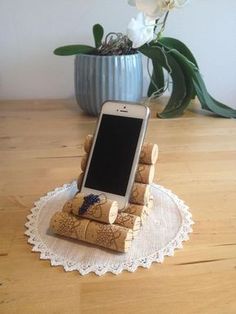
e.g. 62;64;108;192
25;181;193;276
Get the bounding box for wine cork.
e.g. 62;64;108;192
86;220;133;253
50;211;133;253
135;163;155;184
130;182;150;205
132;229;140;239
81;155;88;172
123;203;149;223
62;193;118;224
84;134;93;153
50;211;89;241
77;172;84;190
139;143;158;165
83;134;158;165
114;213;141;231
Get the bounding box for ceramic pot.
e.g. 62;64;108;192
74;53;143;116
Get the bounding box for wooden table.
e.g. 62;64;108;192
0;99;236;314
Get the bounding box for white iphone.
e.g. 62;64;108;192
81;101;150;210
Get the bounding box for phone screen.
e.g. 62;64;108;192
84;114;143;196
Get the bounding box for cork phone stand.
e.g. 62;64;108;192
50;135;158;253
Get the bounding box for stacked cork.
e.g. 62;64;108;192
50;134;158;253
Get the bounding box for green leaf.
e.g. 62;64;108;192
147;60;165;97
192;72;236;118
156;42;196;114
139;45;187;118
93;24;104;48
159;37;198;67
159;37;198;99
54;45;96;56
169;49;236;118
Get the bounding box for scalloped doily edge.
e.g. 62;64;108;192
25;181;194;276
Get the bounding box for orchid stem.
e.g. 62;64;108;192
155;11;170;41
154;18;160;33
162;11;170;30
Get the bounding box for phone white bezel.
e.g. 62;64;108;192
80;101;150;210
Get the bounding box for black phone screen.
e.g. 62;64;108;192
84;114;143;196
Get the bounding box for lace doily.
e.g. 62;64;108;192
25;182;193;276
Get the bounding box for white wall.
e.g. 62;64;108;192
0;0;236;108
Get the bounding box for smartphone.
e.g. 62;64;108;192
81;101;150;210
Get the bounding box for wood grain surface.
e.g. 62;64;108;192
0;99;235;314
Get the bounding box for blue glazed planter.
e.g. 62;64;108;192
74;53;143;116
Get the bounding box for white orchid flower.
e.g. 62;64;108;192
128;0;189;18
127;12;156;48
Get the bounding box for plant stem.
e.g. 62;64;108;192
154;11;170;41
162;11;170;31
154;18;160;33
